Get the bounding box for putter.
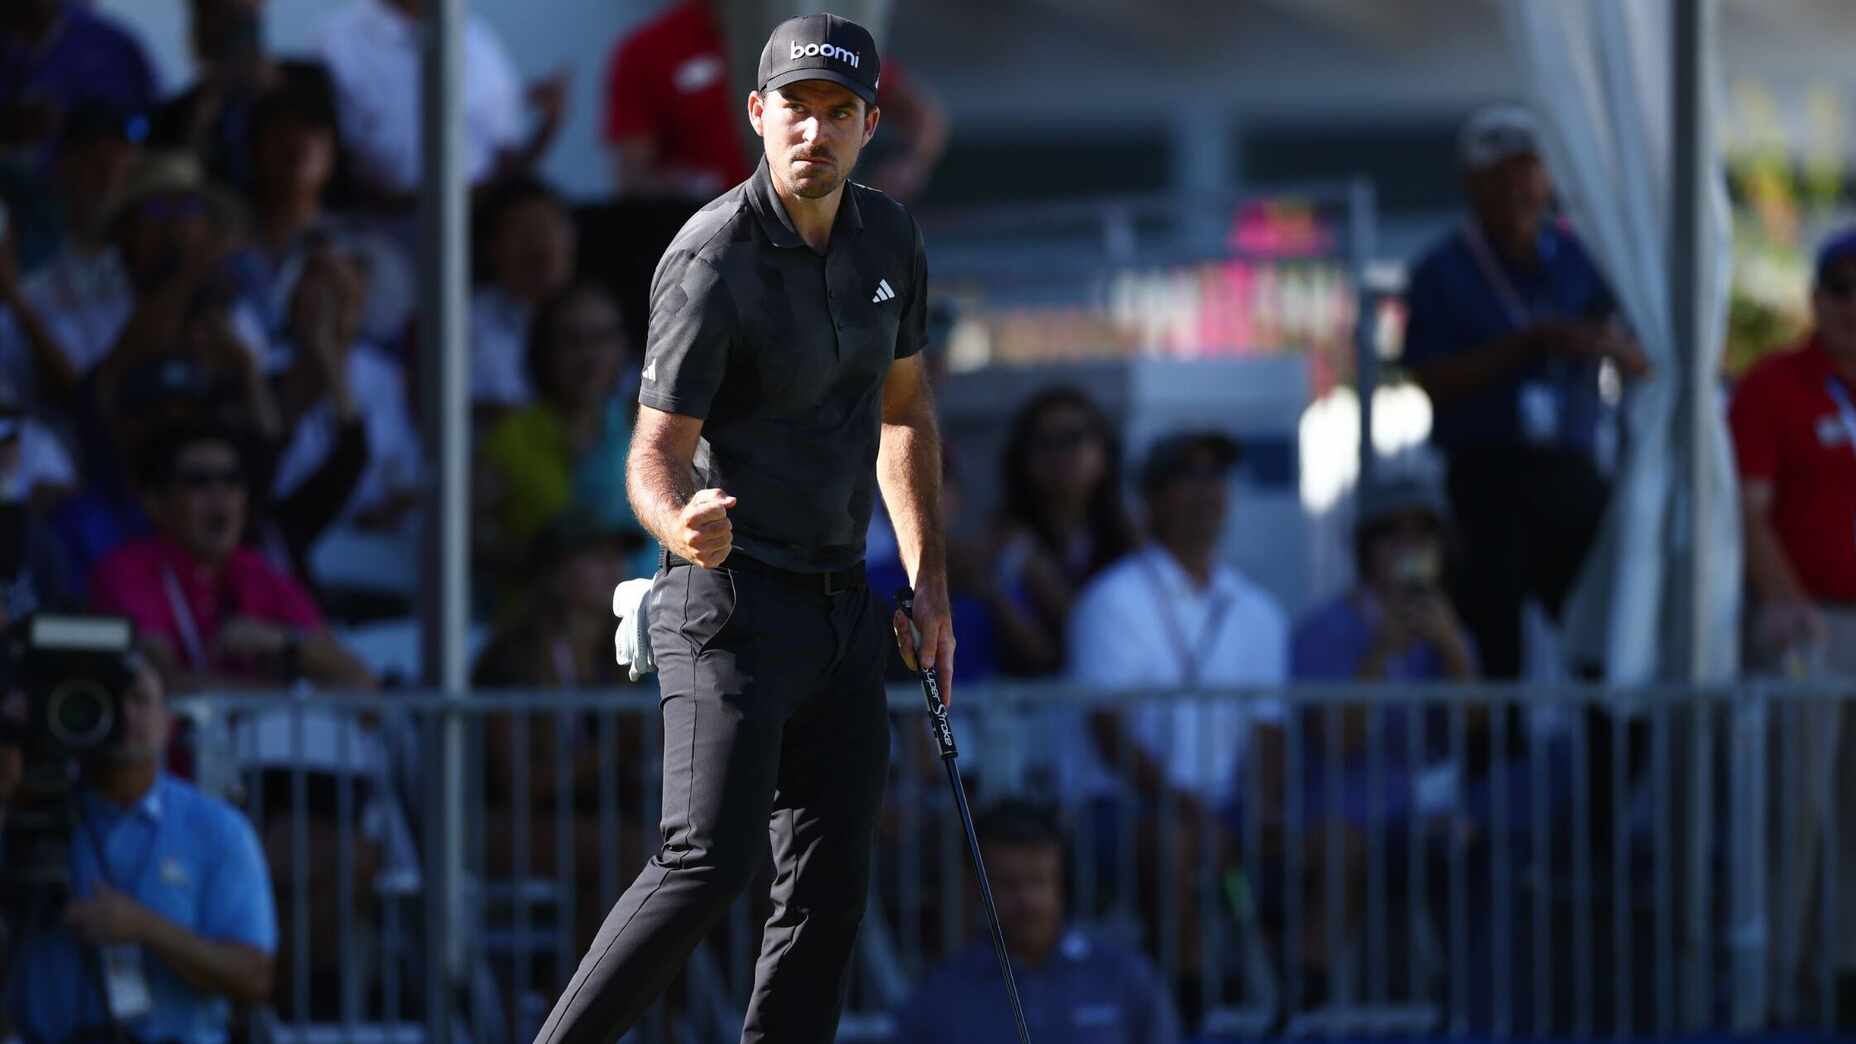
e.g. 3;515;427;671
896;588;1033;1044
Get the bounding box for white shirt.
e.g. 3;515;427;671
13;418;77;499
1058;546;1289;803
6;247;134;390
270;344;424;524
469;286;532;406
0;248;277;391
319;0;526;195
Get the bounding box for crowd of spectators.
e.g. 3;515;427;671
2;2;1853;1040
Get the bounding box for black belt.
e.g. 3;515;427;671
660;546;866;596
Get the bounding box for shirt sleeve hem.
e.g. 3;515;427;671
638;390;710;419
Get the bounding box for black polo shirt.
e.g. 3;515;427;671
638;158;928;573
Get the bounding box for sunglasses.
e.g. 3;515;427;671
172;467;245;491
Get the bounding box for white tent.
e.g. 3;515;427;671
1498;0;1740;685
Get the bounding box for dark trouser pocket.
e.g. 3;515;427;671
674;565;738;654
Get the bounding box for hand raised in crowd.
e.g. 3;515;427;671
64;886;154;946
1369;587;1469;664
289;250;366;416
674;488;737;569
526;70;572;130
1405;589;1466;645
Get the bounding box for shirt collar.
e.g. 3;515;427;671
747;157;863;252
155;534;207;578
1805;334;1839;376
1144;545;1238;601
154;535;239;590
85;775;166;823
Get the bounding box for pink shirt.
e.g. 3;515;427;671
90;537;324;677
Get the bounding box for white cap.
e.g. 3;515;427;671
1459;104;1540;172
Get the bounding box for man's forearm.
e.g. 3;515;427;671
1410;329;1539;406
140;911;273;1004
627;442;697;551
877;397;946;585
1744;505;1810;604
1;290;76;405
301;631;378;691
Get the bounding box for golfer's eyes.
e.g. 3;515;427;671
786;103;854;121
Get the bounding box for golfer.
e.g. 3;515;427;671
532;13;953;1044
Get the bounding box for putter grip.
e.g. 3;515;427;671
895;588;958;760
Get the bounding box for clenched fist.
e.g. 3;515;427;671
674;488;738;568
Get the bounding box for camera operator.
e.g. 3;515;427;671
0;655;276;1044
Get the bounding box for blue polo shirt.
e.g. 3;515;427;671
1401;221;1616;457
6;774;277;1044
1289;592;1457;825
892;930;1180;1044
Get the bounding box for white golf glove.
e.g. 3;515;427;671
612;577;657;682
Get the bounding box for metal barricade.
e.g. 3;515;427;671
166;679;1852;1041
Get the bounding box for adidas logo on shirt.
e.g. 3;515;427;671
871;279;896;304
641;360;657;382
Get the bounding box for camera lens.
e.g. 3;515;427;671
45;679;115;751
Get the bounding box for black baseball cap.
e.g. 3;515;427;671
758;13;880;107
1139;431;1242;495
1816;226;1856;286
61;101;147;151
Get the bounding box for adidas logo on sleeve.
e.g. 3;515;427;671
871;278;895;304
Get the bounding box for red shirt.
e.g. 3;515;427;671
89;536;325;678
603;1;750;193
1730;336;1856;602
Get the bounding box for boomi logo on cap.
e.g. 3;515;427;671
792;41;861;68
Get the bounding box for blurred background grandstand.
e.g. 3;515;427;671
3;0;1856;1041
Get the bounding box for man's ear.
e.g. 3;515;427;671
747;90;765;137
863;104;881;146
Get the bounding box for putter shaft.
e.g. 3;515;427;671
896;589;1033;1044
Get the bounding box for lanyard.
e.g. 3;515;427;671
1138;554;1234;688
160;566;210;673
1460;220;1535;332
1828;377;1856;459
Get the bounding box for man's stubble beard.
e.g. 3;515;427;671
787;164;843;200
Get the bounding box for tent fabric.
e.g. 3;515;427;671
1497;0;1740;684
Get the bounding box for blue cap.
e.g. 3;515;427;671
1816;227;1856;286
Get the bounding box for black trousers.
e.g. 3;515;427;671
532;561;892;1044
1444;447;1610;681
